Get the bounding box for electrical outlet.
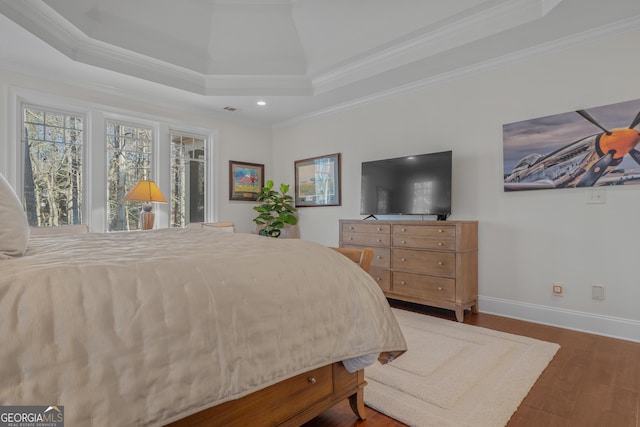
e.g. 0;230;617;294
585;189;606;204
552;284;563;296
592;285;605;300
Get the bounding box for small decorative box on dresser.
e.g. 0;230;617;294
339;219;478;322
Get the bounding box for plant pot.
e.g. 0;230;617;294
279;223;300;239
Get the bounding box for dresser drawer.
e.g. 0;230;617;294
371;247;390;268
342;223;391;234
344;245;390;268
339;219;478;323
392;272;455;301
392;249;455;277
342;232;390;246
393;224;455;237
369;268;391;292
392;225;456;250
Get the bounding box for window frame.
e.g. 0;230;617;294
104;117;156;232
20;102;88;227
169;130;209;228
168;126;216;225
8;89;218;232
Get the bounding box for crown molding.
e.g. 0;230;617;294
0;0;312;96
204;75;312;96
0;0;564;98
276;14;640;128
211;0;293;5
311;0;562;95
3;0;640;128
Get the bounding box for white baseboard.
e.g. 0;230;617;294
478;296;640;343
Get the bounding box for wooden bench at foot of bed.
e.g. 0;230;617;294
165;362;365;427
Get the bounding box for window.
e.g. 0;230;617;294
22;106;84;227
14;92;217;232
106;120;153;231
170;133;206;227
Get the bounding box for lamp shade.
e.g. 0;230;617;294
124;180;167;203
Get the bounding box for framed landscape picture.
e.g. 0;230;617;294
229;160;264;201
294;153;341;207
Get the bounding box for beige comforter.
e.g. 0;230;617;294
0;229;406;426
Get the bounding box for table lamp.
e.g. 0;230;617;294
124;180;167;230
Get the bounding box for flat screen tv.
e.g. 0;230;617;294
360;150;452;219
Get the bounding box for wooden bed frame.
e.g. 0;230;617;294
166;362;366;427
165;247;375;427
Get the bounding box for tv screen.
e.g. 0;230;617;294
360;150;452;217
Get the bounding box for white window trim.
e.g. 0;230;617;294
21;103;88;227
168;128;217;225
104;116;157;232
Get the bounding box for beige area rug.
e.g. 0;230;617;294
365;308;560;427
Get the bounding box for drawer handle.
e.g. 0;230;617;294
400;257;406;262
377;238;382;242
377;227;382;231
349;226;354;230
400;280;406;285
438;229;443;233
437;286;443;291
376;277;382;281
308;377;317;384
438;242;443;246
401;240;406;244
402;228;406;231
438;261;444;266
349;237;353;240
377;255;382;259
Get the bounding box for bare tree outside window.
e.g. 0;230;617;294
22;107;84;227
170;134;206;227
106;121;152;231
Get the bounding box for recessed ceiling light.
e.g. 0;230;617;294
256;100;267;106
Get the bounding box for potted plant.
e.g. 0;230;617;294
252;180;297;238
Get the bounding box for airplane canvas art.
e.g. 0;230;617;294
502;98;640;191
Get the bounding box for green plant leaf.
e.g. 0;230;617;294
253;180;297;238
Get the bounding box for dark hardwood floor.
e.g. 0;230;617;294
303;300;640;427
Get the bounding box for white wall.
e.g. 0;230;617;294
273;29;640;340
2;24;638;341
0;69;271;233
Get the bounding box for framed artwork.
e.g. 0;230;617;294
503;98;640;191
229;160;264;201
294;153;341;207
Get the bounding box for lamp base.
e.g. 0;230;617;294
141;211;155;230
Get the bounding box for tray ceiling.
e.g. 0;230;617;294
1;0;639;125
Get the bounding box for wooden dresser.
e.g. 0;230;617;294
339;219;478;322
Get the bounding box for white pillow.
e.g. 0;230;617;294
0;173;30;259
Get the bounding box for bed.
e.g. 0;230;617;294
0;177;407;427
